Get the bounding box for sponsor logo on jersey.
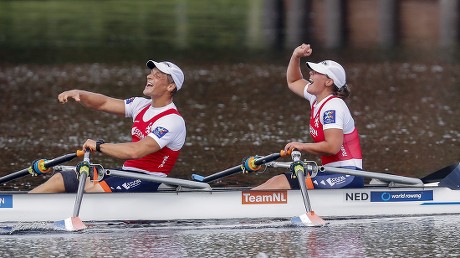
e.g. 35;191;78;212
309;124;318;137
158;155;169;168
323;110;336;124
314;117;320;127
340;146;348;157
122;179;142;190
131;127;145;139
125;97;135;104
325;175;347;186
146;122;154;135
152;126;169;138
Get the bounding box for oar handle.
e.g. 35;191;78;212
191;165;241;183
192;150;290;183
0;169;30;184
0;150;84;185
43;150;85;168
253;149;291;166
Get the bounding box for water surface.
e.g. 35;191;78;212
1;216;460;257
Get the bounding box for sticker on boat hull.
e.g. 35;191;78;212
370;190;433;202
0;195;13;208
242;191;288;204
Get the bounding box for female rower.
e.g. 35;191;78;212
253;44;364;190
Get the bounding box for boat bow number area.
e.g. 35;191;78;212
0;195;13;208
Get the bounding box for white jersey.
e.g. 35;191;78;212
304;84;362;169
304;85;355;134
124;97;186;151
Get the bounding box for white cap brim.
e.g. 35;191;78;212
306;61;346;88
146;60;184;91
306;62;330;76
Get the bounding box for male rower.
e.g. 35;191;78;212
29;60;186;193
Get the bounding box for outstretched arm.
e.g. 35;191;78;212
58;89;125;116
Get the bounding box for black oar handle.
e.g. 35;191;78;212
192;165;242;183
192;150;290;183
43;151;84;168
0;169;30;184
254;152;282;166
0;150;84;185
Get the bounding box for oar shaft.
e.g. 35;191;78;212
72;151;90;217
72;172;87;217
296;170;312;212
0;169;29;184
291;150;313;212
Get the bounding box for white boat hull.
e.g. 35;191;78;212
2;186;460;222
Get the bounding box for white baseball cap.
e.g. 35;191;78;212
146;60;184;91
306;60;346;88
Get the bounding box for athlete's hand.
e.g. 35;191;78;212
284;142;305;153
58;90;82;103
293;44;313;59
82;139;97;152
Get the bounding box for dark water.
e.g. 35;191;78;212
1;61;458;190
1;216;460;257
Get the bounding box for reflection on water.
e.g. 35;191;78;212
0;61;458;190
1;216;460;257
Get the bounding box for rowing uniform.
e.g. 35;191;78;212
60;97;186;193
286;84;364;189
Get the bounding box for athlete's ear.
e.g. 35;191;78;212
167;83;176;92
325;78;334;87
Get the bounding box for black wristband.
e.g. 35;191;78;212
96;139;105;152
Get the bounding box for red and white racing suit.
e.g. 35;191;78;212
303;85;363;189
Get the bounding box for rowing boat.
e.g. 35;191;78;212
1;150;459;226
2;164;460;223
1;181;460;222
